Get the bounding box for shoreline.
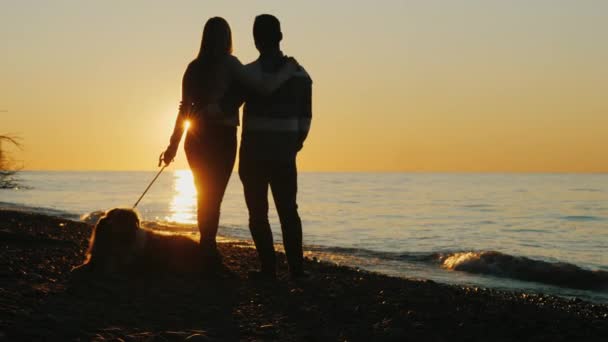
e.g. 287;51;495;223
5;200;608;305
2;209;607;341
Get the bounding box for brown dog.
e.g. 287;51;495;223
72;208;204;275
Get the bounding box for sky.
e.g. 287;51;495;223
1;0;607;172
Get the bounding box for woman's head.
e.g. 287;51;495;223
198;17;233;59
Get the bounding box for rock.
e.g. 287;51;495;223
184;333;211;341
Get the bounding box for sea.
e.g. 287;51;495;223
1;171;607;303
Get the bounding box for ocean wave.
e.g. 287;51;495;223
438;251;608;291
80;211;200;233
304;245;607;291
569;188;602;192
561;215;602;221
304;245;433;262
142;220;197;232
80;210;106;225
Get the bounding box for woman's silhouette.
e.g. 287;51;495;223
162;17;297;267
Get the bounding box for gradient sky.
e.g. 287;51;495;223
1;0;607;172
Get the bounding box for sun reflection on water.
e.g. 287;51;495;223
167;169;197;224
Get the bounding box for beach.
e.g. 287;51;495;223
1;209;607;341
4;1;608;340
4;171;608;303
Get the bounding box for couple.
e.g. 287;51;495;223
162;15;312;280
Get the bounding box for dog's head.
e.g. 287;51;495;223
85;208;141;264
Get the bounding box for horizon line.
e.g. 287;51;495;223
16;169;608;175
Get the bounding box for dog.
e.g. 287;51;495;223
72;208;205;275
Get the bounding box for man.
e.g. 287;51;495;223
228;14;312;280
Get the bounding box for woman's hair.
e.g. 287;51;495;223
197;17;233;60
183;17;232;110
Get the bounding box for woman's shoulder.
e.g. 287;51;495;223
183;58;212;79
186;55;240;70
185;58;202;72
181;59;198;79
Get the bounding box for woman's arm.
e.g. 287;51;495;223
163;108;186;165
162;68;192;165
227;55;298;95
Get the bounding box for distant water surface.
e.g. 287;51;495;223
2;171;607;302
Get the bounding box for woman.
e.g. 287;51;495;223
162;17;297;265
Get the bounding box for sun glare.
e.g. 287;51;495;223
167;169;197;224
184;120;191;131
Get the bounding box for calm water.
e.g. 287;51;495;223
2;171;607;302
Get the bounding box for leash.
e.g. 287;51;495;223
132;152;168;209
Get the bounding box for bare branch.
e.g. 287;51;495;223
0;134;23;189
0;135;22;149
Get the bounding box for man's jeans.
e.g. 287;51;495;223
239;158;303;275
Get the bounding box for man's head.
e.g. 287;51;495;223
253;14;282;52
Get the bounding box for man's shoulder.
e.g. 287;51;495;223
286;55;312;83
294;66;312;83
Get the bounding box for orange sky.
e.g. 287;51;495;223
2;1;607;172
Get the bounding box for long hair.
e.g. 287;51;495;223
182;17;233;119
197;17;233;60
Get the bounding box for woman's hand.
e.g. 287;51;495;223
162;144;178;166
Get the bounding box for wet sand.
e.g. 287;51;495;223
1;209;607;341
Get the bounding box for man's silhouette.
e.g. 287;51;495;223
224;14;312;279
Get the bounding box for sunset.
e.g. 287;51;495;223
3;1;607;172
2;1;607;341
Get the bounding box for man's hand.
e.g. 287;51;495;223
162;144;177;166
